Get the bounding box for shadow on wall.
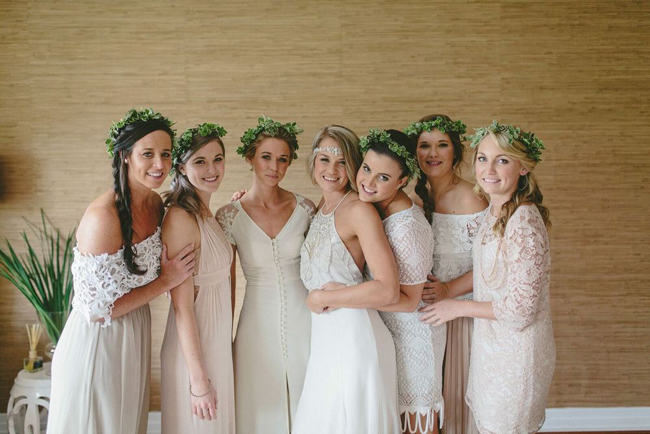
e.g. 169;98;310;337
0;154;38;204
0;157;7;202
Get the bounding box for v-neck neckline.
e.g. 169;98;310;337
238;193;299;240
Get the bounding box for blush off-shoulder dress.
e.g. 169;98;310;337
48;228;162;434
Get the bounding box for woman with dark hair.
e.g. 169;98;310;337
293;127;400;434
160;123;234;433
215;116;315;434
354;129;441;433
405;114;487;434
47;109;195;434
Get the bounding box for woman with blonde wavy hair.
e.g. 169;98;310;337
420;121;555;433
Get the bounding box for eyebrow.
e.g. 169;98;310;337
261;151;289;157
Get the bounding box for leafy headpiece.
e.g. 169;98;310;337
237;116;303;160
359;129;421;179
106;108;176;158
173;123;228;168
469;120;545;163
404;116;467;140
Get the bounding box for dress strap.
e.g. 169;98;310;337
323;190;351;216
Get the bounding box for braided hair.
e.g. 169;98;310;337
111;119;174;274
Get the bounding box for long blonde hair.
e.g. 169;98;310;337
473;130;551;237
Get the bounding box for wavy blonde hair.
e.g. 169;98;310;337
473;130;551;237
307;125;363;192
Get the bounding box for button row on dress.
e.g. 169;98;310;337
272;240;289;360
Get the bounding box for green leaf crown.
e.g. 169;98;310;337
404;116;467;140
359;129;421;179
173;122;228;168
106;108;176;158
237;116;303;160
469;120;545;163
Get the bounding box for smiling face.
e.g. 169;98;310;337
474;134;528;204
416;129;456;179
312;137;349;193
356;149;407;204
180;139;225;195
125;129;173;190
248;137;291;187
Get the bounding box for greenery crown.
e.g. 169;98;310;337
469;120;545;163
237;116;303;160
404;116;467;140
106;108;176;158
173;122;228;169
359;129;421;179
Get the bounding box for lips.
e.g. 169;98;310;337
322;175;339;183
426;160;443;167
361;184;376;195
482;178;500;184
203;176;218;182
147;172;164;179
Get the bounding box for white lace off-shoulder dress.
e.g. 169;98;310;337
378;204;442;433
467;205;555;433
47;228;162;434
432;209;485;434
216;193;314;434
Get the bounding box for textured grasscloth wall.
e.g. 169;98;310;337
0;0;648;411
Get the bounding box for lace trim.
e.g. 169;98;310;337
400;399;444;433
296;194;316;220
215;203;239;245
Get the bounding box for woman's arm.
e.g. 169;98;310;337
419;299;496;325
422;271;474;303
306;201;399;313
163;208;217;420
378;282;425;312
230;245;237;318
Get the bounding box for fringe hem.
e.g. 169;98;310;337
400;399;445;433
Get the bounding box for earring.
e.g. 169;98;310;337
124;159;128;164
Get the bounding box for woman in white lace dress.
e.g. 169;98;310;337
355;128;447;434
405;114;487;434
293;125;400;434
160;123;235;433
215;117;315;434
421;122;555;433
48;109;196;434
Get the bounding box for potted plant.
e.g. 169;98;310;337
0;210;75;358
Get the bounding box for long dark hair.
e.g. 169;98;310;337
164;133;225;216
112;119;174;274
414;113;465;222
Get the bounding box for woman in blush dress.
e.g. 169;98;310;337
405;114;487;434
215;116;315;434
354;128;442;434
47;109;195;434
293;125;401;434
421;121;555;433
160;123;234;433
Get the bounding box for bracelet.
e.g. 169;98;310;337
189;379;212;397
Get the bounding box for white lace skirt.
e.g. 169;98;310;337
47;306;151;434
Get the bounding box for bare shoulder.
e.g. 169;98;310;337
408;191;424;208
454;179;488;214
340;195;381;225
76;190;123;255
161;206;200;256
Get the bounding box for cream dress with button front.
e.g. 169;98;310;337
216;193;314;434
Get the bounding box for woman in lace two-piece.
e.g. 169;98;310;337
355;129;443;434
215;117;315;434
421;122;555;433
406;114;488;434
160;123;235;433
293;126;400;434
47;109;195;434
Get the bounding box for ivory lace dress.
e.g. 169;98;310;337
431;209;485;434
160;216;235;434
293;196;400;434
467;205;555;434
47;228;162;434
216;193;314;434
378;205;443;433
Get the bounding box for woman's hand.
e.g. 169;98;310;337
190;379;218;421
160;244;196;289
230;189;247;202
306;290;329;314
419;299;464;325
421;274;449;304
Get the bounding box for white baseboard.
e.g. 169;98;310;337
1;407;648;433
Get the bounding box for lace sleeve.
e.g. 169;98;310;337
493;206;550;332
216;203;238;245
385;210;434;285
70;253;134;327
296;194;316;221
